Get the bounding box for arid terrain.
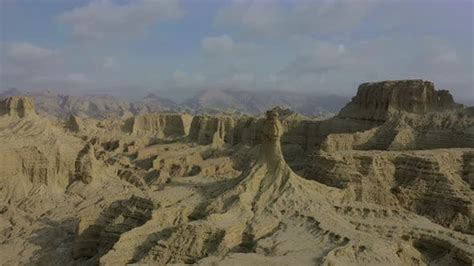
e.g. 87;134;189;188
0;80;473;265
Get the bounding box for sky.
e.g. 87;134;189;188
0;0;473;103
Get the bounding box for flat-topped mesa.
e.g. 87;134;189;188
337;80;457;122
0;96;37;118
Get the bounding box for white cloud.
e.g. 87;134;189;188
58;0;184;41
277;35;472;97
200;34;261;58
213;72;256;88
0;42;95;90
163;33;471;101
103;57;118;69
201;35;234;56
282;40;351;77
169;70;206;89
6;42;56;60
67;73;89;83
31;73;90;85
215;0;375;37
2;42;59;71
230;73;254;83
1;42;62;79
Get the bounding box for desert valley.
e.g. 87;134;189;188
0;79;473;265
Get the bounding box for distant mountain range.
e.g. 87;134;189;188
184;89;347;115
0;88;348;118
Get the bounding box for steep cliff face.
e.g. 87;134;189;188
188;116;237;146
0;96;37;118
321;111;474;152
338;80;457;122
0;118;84;202
74;143;98;184
317;80;473;152
188;114;378;151
304;149;474;234
130;114;193;137
0;98;85;202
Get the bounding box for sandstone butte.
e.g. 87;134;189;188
0;79;473;265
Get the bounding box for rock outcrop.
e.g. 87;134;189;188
304;149;474;234
0;114;84;203
321;111;474;152
338;80;457;122
188;111;377;153
189;116;237;146
146;144;240;183
74;143;98;184
98;109;473;265
129;114;192;137
66;114;83;132
0;96;37;118
73;196;154;260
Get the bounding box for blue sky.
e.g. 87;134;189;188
1;0;473;103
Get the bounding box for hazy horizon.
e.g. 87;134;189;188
1;0;473;104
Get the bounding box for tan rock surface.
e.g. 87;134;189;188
0;96;37;118
0;81;473;266
130;114;192;137
338;79;458;122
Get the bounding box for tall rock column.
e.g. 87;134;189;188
260;110;285;172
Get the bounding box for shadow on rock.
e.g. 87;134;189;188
26;217;79;266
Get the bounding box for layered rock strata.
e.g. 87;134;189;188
0;97;84;201
188;80;469;153
338;80;457;121
304;149;474;233
128;114;193;137
73;195;155;260
98;110;473;265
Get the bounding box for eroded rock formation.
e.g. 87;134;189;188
97;109;472;265
66;114;83;132
0;96;37;118
129;114;192;137
0;102;84;202
1;80;473;266
189;115;236;146
74;143;98;184
338;80;457;121
73;195;155;261
304;149;474;234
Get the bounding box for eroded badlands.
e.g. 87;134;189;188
0;80;473;265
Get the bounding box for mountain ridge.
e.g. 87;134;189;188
0;87;348;118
